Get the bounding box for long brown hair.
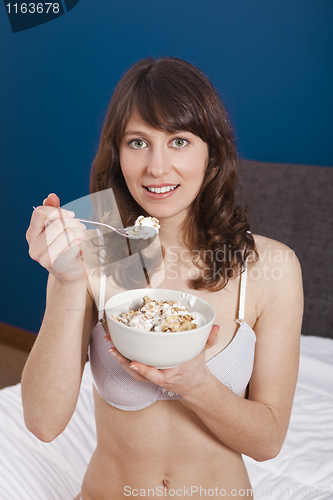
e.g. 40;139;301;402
90;57;257;290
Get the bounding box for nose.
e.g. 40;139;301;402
146;146;171;178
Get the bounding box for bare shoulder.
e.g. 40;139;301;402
249;234;303;318
248;234;301;276
251;234;301;271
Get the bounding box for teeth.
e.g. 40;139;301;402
147;185;178;193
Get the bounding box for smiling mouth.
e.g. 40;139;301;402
144;185;179;194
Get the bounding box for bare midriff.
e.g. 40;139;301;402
80;387;253;500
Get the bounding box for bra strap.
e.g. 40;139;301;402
97;229;106;323
237;263;248;324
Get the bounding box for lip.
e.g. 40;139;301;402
143;184;179;199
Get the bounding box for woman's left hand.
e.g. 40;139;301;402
105;325;220;397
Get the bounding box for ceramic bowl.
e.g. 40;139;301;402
105;288;216;369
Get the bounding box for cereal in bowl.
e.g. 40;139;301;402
113;296;198;332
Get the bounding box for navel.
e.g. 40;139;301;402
162;478;169;489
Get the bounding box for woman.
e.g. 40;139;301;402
23;57;303;500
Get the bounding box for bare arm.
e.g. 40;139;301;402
21;278;93;441
21;194;93;442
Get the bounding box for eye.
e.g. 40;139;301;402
171;138;189;148
129;139;148;149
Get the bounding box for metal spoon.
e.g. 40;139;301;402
76;218;157;240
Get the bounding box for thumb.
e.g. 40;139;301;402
204;324;220;350
43;193;60;208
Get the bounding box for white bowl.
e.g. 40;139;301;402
105;289;216;369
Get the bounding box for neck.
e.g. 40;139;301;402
157;214;188;250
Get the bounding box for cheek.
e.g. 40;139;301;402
119;153;136;185
190;155;208;181
193;145;209;174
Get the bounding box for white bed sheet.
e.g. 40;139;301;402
0;335;332;500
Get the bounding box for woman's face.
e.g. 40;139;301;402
119;111;209;225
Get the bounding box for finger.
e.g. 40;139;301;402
203;324;220;350
45;209;78;255
43;193;60;208
44;218;86;273
29;192;61;240
45;217;86;248
28;218;84;269
49;238;87;273
104;333;113;344
108;346;128;363
128;361;166;385
46;229;86;265
51;239;84;266
52;241;88;275
27;206;75;243
45;207;75;223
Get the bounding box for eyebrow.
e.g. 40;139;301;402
123;130;148;137
123;129;190;137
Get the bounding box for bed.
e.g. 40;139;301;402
0;335;332;499
1;160;332;499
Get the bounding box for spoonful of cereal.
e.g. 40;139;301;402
76;215;160;240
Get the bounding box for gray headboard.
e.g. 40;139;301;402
237;160;333;339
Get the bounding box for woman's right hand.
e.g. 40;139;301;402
26;193;88;284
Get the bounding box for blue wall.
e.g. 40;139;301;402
1;0;332;332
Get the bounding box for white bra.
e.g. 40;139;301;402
89;258;256;411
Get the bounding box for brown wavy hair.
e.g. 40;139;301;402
90;56;257;290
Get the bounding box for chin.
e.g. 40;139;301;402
150;209;188;224
136;196;189;222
